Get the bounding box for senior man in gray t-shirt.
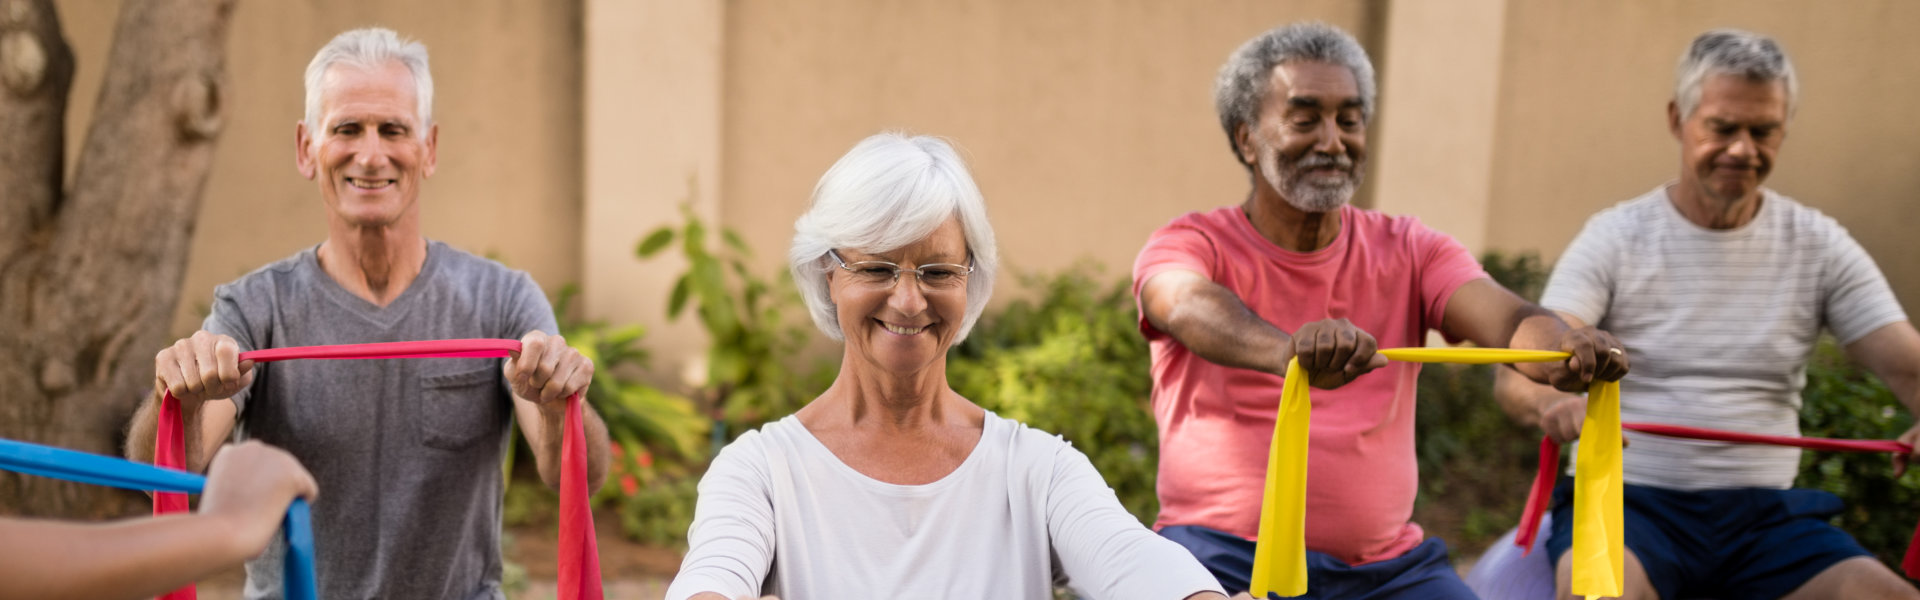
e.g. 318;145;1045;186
1496;30;1920;600
124;28;611;600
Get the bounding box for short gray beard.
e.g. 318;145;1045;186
1264;152;1359;213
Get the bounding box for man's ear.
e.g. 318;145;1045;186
1667;100;1683;140
422;123;439;178
295;121;317;180
1235;122;1258;167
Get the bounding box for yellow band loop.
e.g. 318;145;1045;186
1248;348;1624;598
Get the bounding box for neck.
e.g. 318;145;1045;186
1244;186;1342;252
1669;182;1762;230
318;220;427;307
813;359;957;432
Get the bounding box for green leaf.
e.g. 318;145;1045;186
667;276;691;319
636;228;676;258
722;228;752;256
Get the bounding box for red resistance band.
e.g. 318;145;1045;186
1513;422;1920;579
154;339;603;600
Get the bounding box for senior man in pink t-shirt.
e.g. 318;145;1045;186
1132;23;1629;599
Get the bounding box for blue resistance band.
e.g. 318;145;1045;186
0;437;316;600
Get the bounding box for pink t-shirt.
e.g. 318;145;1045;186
1132;204;1487;565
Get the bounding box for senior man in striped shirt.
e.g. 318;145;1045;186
1496;29;1920;600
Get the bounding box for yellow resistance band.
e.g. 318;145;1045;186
1250;347;1624;599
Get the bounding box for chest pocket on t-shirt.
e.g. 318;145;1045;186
415;367;508;451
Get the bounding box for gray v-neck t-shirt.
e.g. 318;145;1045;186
206;241;556;600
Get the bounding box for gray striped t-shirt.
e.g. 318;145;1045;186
1542;185;1906;490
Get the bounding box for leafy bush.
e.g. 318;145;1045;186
635;203;835;444
1410;251;1552;552
1797;338;1920;565
948;265;1162;524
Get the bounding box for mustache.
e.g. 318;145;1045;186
1295;153;1353;171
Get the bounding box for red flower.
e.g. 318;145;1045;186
638;450;655;469
620;474;639;497
609;443;625;458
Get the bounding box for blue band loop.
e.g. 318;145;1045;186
0;437;317;600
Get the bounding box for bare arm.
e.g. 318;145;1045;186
1141;270;1385;387
1440;279;1627;391
1843;321;1920;473
0;441;315;600
508;330;610;491
125;331;249;473
1481;303;1618;443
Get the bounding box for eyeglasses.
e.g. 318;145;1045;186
828;250;973;292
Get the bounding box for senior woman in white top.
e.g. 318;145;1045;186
666;133;1227;600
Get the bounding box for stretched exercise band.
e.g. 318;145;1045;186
0;437;317;600
155;339;603;600
1251;348;1625;599
1513;420;1920;580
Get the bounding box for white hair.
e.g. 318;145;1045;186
1675;29;1797;120
1215;22;1376;170
303;28;434;135
789;132;998;343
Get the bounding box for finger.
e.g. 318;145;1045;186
1573;334;1597;383
174;340;203;396
1349;332;1379;376
536;337;566;402
215;337;242;392
1311;325;1337;373
569;355;595;400
541;349;577;403
512;333;544;390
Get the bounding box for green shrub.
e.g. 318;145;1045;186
635;201;836;445
1797;338;1920;565
948;265;1161;525
1410;251;1553;553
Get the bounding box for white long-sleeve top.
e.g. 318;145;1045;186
665;412;1225;600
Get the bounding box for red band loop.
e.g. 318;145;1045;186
1516;422;1920;578
155;339;602;599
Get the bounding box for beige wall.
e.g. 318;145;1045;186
719;0;1376;290
1478;1;1920;315
45;0;1920;377
55;0;584;336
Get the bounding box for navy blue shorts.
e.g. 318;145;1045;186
1160;525;1475;600
1544;475;1871;599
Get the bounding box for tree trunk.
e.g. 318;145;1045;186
0;0;235;519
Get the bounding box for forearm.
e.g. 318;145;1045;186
126;388;218;473
1159;286;1291;376
1506;308;1569;384
0;515;248;600
1494;364;1569;427
530;401;611;491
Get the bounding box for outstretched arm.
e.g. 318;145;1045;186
1844;322;1920;474
0;441;316;600
1141;269;1385;388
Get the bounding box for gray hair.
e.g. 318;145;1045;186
304;28;434;135
1674;29;1797;120
789;133;998;343
1214;22;1376;168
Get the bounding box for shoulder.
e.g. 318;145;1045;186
428;241;539;287
213;246;318;300
1150;206;1242;238
1587;188;1668;231
1762;190;1852;240
983;413;1087;477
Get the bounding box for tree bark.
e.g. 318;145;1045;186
0;0;235;519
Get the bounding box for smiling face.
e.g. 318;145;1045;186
1671;73;1788;212
1238;60;1368;213
296;60;437;229
829;218;971;378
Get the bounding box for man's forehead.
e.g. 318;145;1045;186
1269;61;1362;105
